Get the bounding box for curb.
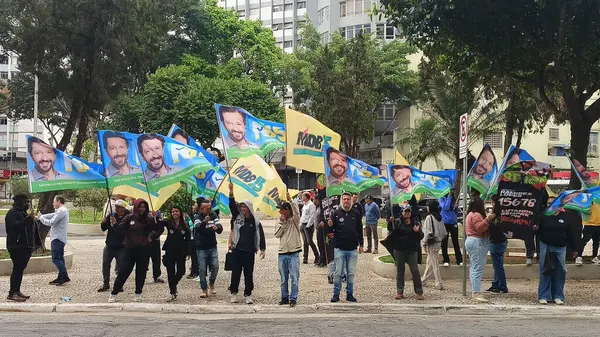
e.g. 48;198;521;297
1;303;599;316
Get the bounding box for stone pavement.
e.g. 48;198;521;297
1;219;600;307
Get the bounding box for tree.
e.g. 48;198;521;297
395;117;447;170
283;23;419;158
379;0;600;189
76;188;107;223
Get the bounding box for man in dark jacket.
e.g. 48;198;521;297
194;199;223;297
328;192;363;303
5;194;41;302
97;199;129;292
313;196;327;267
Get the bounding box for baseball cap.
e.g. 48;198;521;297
277;201;293;212
365;194;373;200
114;199;127;208
400;204;412;212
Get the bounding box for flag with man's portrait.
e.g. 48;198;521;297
487;145;535;196
467;144;498;197
387;164;452;204
544;188;600;215
215;104;285;161
323;144;385;196
97;130;144;188
26;136;107;193
568;156;600;188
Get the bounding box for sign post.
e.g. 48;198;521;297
295;168;302;189
459;113;468;297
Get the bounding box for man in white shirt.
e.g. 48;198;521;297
299;192;319;264
38;195;70;286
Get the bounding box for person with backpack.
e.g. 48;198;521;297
420;200;447;290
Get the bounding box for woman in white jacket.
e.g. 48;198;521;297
421;200;448;290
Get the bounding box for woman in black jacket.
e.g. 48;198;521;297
162;206;192;302
388;204;425;300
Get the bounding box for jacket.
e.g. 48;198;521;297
352;202;365;220
582;202;600;227
229;197;266;252
489;218;508;244
5;205;41;250
465;212;489;239
100;210;129;247
439;194;458;224
536;211;574;248
387;218;424;252
330;206;364;250
274;201;302;254
421;214;447;246
162;217;191;254
117;199;164;248
193;211;223;250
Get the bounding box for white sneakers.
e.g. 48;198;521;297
443;263;450;267
230;294;239;303
108;294;117;303
244;295;254;304
592;256;600;265
554;299;564;305
472;293;489;303
459;262;464;267
134;294;142;302
576;257;583;266
526;258;533;266
539;299;548;304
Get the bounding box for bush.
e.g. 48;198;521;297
9;175;33;199
160;185;194;217
76;188;109;223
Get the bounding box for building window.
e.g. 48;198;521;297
340;0;371;17
297;1;307;9
284;22;294;29
249;8;259;18
548;145;568;157
0;72;8;80
375;23;399;40
483;132;503;149
378;103;396;121
273;5;284;12
0;55;7;64
549;128;559;141
237;9;245;18
283;41;293;48
589;132;599;157
320;32;330;43
341;24;371;40
272;23;283;31
0;118;7;125
284;4;293;11
318;6;329;26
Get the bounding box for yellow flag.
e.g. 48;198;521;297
112;182;181;211
285;108;341;173
217;154;275;212
394;150;410;165
259;164;289;217
289;189;300;198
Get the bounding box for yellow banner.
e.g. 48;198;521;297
259;164;289;217
285;108;341;173
217;154;275;212
112;182;180;211
395;150;410;165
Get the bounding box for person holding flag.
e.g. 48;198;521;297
274;197;302;307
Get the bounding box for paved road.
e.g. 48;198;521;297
0;313;598;337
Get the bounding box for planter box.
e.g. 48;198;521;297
0;251;74;276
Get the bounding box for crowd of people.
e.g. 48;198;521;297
4;184;600;305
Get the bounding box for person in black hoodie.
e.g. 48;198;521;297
194;199;223;298
162;206;191;302
108;199;164;303
5;194;41;302
389;204;424;300
313;195;327;267
328;192;363;303
97;199;129;292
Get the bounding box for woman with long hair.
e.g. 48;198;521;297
162;206;192;302
465;197;493;303
421;199;447;290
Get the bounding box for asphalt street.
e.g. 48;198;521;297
0;313;598;337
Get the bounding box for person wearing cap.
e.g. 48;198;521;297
5;194;42;302
194;199;223;298
388;204;424;300
98;199;129;292
364;195;381;254
227;183;266;305
274;196;302;306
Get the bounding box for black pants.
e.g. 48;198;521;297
229;249;255;296
102;245;123;286
188;241;199;276
441;223;463;264
8;248;32;296
393;249;423;294
300;223;319;262
579;226;600;257
111;246;151;295
525;234;540;260
317;228;327;264
150;239;162;279
163;251;186;295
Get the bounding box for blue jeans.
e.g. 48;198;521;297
490;241;508;292
333;248;358;296
538;242;567;302
278;252;300;301
465;237;489;293
51;239;68;280
196;248;219;290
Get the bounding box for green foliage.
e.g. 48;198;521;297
9;176;33;199
159;185;194;217
75;188;108;223
395;117;446;170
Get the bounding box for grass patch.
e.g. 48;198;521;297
0;209;7;216
69;209;102;224
0;249;52;260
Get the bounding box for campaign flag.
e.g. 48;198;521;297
468;144;498;197
260;164;290;217
568;156;599;188
429;170;459;187
387;164;452;203
395;151;410;166
487;145;535;196
285;108;341;173
167;124;220;167
25;136;107;193
216;154;275;212
201;167;231;216
132;133;214;192
98;130;144;188
112;182;180;212
215;104;285;161
324;144;385;196
496;161;551;239
544;186;600;215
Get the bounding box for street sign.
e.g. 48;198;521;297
459;113;468;159
295;168;302;174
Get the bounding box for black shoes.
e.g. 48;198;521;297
16;292;30;299
346;294;358;302
290;300;297;307
56;278;71;286
6;294;26;302
154;278;165;284
364;249;372;253
278;298;289;305
303;259;308;264
330;295;340;303
327;276;333;284
97;284;110;292
49;278;60;285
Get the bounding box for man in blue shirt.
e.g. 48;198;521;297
439;191;463;266
364;195;381;254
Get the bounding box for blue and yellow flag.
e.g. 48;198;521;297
217;155;275;212
387;164;452;203
468;144;498;197
323;144;385;196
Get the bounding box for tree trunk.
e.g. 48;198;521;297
73;111;90;157
515;117;525;148
503;94;516;154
